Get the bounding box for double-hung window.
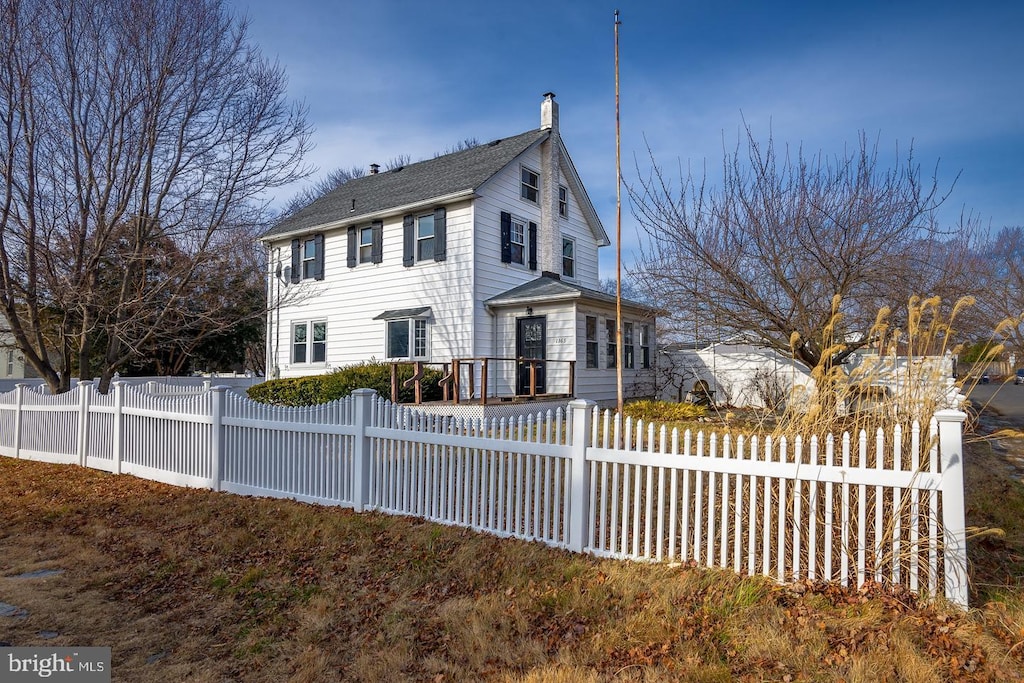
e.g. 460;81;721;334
387;319;428;359
302;239;317;279
500;211;536;270
585;316;598;369
5;350;13;376
562;238;575;279
510;218;526;265
292;321;326;364
606;319;617;369
417;213;435;261
402;209;446;265
520;166;539;203
558;185;568;218
640;324;651;369
624;322;635;369
290;234;324;281
359;227;373;263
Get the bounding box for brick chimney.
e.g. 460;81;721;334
538;93;562;275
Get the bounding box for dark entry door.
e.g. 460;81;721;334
516;316;546;395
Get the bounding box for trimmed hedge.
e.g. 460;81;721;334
623;399;707;423
247;361;445;406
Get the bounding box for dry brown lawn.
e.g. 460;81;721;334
1;434;1024;681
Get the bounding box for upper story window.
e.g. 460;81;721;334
302;239;317;278
520;166;539;203
558;185;568;218
402;209;446;266
291;234;324;281
500;211;537;270
585;316;598;369
417;213;435;261
348;222;382;268
562;238;575;279
359;227;373;263
511;218;526;264
5;349;14;376
292;321;326;364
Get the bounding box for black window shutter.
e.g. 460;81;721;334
528;222;538;271
433;207;446;262
347;227;357;268
402;215;415;266
313;233;325;280
290;239;300;283
371;220;383;264
500;211;512;264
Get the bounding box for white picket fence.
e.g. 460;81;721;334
0;381;969;608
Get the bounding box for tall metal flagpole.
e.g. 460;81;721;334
614;9;624;415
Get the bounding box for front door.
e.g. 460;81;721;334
516;316;546;395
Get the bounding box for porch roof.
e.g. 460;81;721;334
483;274;657;315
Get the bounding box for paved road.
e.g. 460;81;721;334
967;381;1024;424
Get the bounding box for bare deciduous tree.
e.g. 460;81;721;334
631;124;968;390
0;0;311;392
971;226;1024;361
279;166;367;218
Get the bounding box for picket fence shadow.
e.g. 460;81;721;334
0;381;969;608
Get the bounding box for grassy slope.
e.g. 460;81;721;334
0;440;1022;682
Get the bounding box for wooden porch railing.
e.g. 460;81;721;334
390;358;576;406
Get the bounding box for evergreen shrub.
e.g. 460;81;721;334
248;360;445;406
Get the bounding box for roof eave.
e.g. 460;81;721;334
260;189;478;243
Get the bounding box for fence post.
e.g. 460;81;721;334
13;383;25;459
568;399;596;553
112;381;124;475
77;381;93;467
934;408;968;609
351;388;377;512
210;386;228;492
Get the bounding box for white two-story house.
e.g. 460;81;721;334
261;94;655;405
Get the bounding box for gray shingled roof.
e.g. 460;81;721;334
484;275;656;313
261;129;549;240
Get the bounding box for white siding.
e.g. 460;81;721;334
268;200;475;378
473;146;547;359
472;147;606;359
557;173;601;290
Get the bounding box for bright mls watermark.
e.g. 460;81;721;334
2;648;110;682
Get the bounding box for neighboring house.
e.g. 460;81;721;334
261;94;656;405
660;337;958;411
0;328;27;380
659;338;814;409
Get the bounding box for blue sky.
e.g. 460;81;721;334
237;0;1024;277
